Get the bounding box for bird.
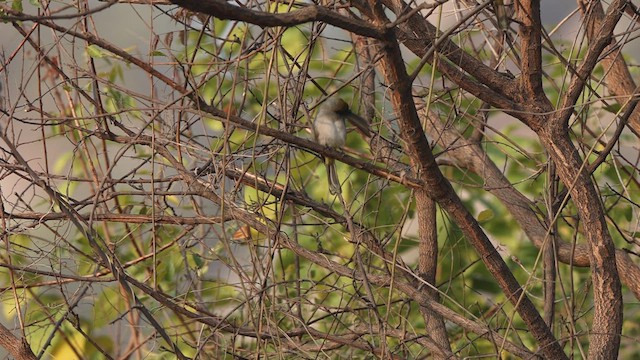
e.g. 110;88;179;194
312;97;368;195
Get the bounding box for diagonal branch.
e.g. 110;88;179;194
377;0;520;103
423;108;640;301
365;1;566;358
578;0;640;136
554;0;627;127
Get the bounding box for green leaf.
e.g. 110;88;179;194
86;44;106;59
53;152;73;173
627;231;640;239
602;103;622;114
192;253;204;269
477;209;494;223
397;238;419;253
623;205;633;222
11;0;23;12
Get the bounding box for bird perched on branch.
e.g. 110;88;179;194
312;97;369;195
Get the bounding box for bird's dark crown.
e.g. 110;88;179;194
327;97;350;114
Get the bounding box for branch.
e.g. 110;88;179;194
0;325;36;360
138;168;537;358
517;0;546;99
365;0;566;357
0;125;188;360
554;0;627;127
4;211;230;225
423;107;640;301
167;0;385;39
578;0;640;136
377;0;519;103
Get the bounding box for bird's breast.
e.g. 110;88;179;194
314;117;346;148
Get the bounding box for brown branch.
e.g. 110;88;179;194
415;191;451;358
537;2;628;356
373;0;521;116
366;0;566;357
423;109;640;301
517;0;546;99
0;325;36;360
536;130;622;358
5;211;229;225
124;172;536;358
554;0;627;127
578;0;640;136
167;0;385;39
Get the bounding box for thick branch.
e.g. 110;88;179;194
538;3;627;358
0;325;36;360
517;0;545;99
424;112;640;301
537;128;622;359
167;0;385;39
416;191;451;358
367;1;566;357
376;0;520;107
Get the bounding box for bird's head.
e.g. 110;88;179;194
321;97;350;115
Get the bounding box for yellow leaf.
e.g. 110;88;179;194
50;327;85;359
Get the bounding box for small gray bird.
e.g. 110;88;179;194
313;97;368;195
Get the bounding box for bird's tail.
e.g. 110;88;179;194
326;158;341;195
